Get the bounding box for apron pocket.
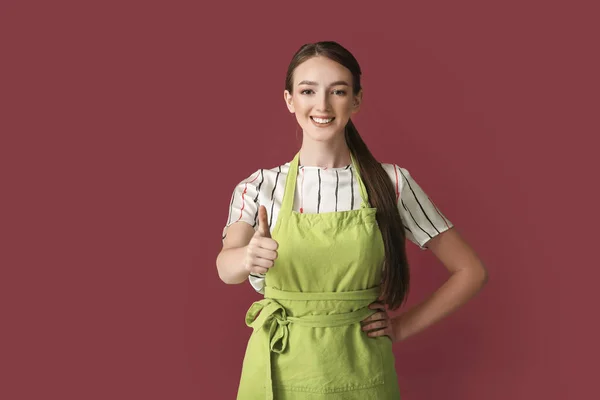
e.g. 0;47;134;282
272;324;385;394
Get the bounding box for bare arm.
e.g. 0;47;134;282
391;227;489;342
216;222;255;284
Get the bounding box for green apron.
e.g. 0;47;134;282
237;152;401;399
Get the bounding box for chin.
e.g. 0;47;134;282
304;131;344;143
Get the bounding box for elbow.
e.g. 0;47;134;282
216;267;234;285
216;256;247;285
216;253;233;284
216;267;230;284
461;262;488;289
217;269;247;285
477;263;489;287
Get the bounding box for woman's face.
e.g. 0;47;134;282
284;56;362;143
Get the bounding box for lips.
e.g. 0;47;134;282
310;116;335;127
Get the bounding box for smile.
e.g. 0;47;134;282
310;116;335;126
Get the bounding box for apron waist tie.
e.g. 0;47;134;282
244;286;382;400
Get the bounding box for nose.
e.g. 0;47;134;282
316;92;331;112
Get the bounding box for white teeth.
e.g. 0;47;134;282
312;117;333;124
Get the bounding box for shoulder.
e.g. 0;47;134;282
231;160;292;189
379;162;413;189
238;159;292;181
379;162;411;175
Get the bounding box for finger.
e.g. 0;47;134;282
245;258;268;274
257;205;271;238
361;311;384;323
373;312;388;322
252;258;275;269
249;236;278;252
252;247;278;261
362;320;387;332
368;302;385;310
249;266;268;275
367;327;393;340
257;237;279;251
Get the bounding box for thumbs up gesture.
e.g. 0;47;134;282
244;205;279;274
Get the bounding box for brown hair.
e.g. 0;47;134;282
284;41;410;310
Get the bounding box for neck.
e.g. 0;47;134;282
298;136;352;169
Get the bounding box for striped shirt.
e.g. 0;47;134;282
223;160;454;294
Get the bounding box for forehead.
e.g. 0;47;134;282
293;56;353;85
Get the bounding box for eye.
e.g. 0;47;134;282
300;89;314;95
333;90;347;96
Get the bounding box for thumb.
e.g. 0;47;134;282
257;205;271;238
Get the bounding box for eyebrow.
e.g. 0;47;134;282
297;80;350;87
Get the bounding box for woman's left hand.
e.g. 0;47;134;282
361;301;397;342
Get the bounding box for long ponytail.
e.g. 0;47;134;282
285;41;411;310
345;119;410;309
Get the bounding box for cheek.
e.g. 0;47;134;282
337;98;353;112
292;97;311;114
294;114;310;129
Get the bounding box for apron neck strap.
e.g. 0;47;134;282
280;151;371;216
280;152;300;215
350;152;370;209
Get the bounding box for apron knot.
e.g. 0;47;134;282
243;286;383;399
245;299;290;354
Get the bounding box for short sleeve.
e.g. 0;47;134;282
222;169;262;240
395;165;454;250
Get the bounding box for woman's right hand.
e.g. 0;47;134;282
244;205;279;274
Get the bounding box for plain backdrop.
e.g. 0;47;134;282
1;1;598;399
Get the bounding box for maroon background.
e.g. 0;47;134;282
1;1;597;399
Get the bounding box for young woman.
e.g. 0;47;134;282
217;41;488;400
